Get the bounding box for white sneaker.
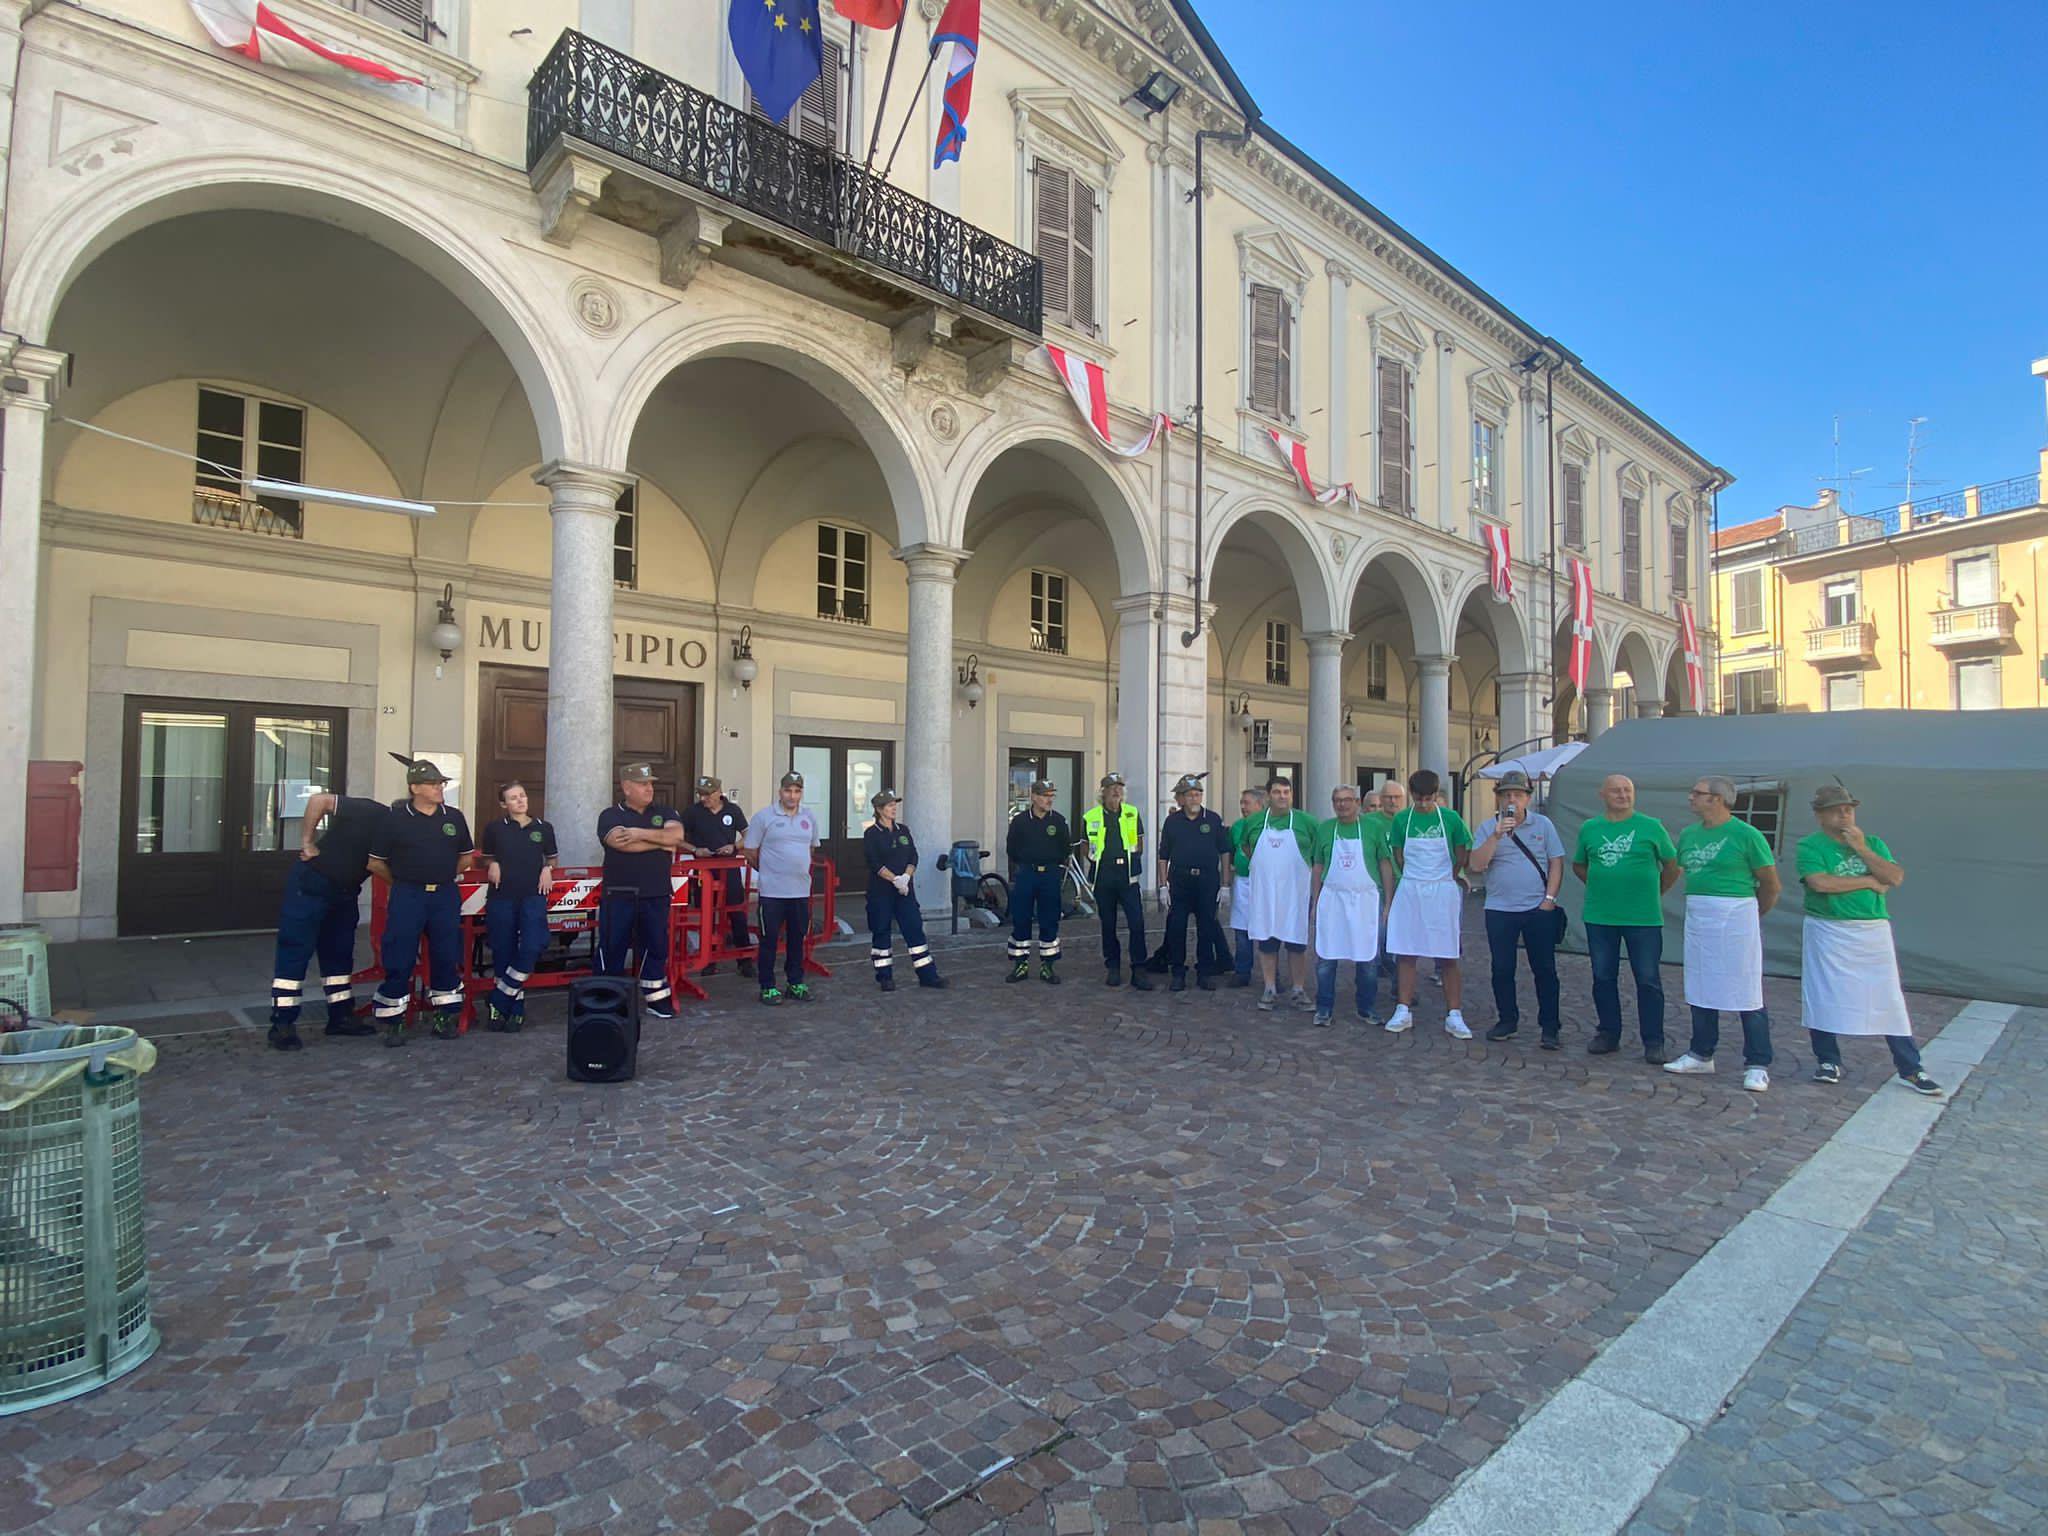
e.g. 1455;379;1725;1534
1385;1005;1413;1034
1662;1053;1715;1075
1444;1011;1473;1040
1743;1067;1770;1093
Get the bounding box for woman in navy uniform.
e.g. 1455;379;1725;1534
1005;779;1070;983
478;780;558;1032
862;789;947;990
367;759;474;1045
597;763;683;1019
267;790;385;1051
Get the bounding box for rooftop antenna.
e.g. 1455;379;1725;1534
1818;412;1873;515
1887;416;1945;511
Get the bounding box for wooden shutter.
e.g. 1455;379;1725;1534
1377;357;1410;512
1035;161;1072;324
1070;176;1098;330
751;38;843;147
1562;463;1585;547
1621;494;1642;603
1249;285;1285;417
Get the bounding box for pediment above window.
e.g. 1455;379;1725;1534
1617;460;1649;496
1468;366;1516;424
1557;422;1596;462
1010;88;1126;187
1236;226;1313;301
1368;304;1428;363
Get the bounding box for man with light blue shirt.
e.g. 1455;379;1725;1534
743;770;821;1005
1468;771;1566;1048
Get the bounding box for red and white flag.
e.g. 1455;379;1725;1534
190;0;423;84
1567;557;1596;692
1265;429;1359;510
1042;345;1172;459
1678;599;1705;712
1482;523;1515;605
832;0;906;25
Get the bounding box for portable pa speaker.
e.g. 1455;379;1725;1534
566;976;640;1083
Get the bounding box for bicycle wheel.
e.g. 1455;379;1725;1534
975;872;1009;916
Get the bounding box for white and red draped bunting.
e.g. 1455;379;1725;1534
1042;345;1173;459
1678;599;1704;712
1567;557;1596;692
190;1;424;85
1265;429;1358;510
1482;522;1515;605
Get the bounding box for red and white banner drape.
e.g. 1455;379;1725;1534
1266;429;1359;511
1043;345;1173;458
1567;557;1596;692
1678;600;1705;712
1482;523;1515;605
190;0;424;84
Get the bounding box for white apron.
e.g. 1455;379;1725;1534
1228;873;1256;934
1246;815;1311;946
1386;810;1461;959
1802;918;1913;1037
1683;895;1763;1012
1314;823;1381;963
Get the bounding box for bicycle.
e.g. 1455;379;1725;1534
1060;854;1097;920
953;846;1009;921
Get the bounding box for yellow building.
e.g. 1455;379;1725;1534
1711;461;2048;713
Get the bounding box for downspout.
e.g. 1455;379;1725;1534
1709;483;1723;709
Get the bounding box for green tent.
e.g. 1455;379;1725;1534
1537;710;2048;1007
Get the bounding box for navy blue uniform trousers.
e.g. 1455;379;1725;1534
598;894;673;1007
867;885;934;978
270;862;360;1025
486;892;550;1021
374;882;462;1019
1008;867;1061;958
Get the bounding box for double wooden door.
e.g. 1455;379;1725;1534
476;664;698;824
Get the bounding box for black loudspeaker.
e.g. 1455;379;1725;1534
567;976;640;1083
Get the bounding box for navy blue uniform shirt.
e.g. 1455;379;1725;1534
1006;808;1071;871
598;801;680;900
370;801;474;884
863;820;920;888
1158;807;1230;880
306;795;387;891
681;798;749;855
479;815;557;901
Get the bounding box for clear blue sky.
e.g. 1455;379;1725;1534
1190;0;2048;526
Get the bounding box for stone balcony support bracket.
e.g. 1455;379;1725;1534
657;204;731;290
533;147;608;247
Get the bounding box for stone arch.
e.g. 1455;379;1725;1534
1445;568;1534;676
1612;625;1659;696
5;153;576;463
1339;538;1450;656
1201;496;1342;633
950;417;1158;599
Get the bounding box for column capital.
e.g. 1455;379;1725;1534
1415;654;1454;676
1324;258;1358;286
0;339;65;411
534;460;632;511
894;542;971;582
1496;670;1547;687
1585;685;1615;701
1302;629;1352;655
1113;592;1165;623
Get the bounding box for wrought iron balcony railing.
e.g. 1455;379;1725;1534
527;30;1042;335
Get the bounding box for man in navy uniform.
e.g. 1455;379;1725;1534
367;759;474;1045
1081;772;1152;990
1005;778;1070;983
597;763;682;1020
862;788;947;990
267;789;385;1051
1158;773;1232;992
681;775;754;979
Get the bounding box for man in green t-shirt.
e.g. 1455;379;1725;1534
1663;774;1781;1090
1570;774;1679;1060
1224;786;1267;986
1795;784;1941;1095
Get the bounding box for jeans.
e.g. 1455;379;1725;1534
1007;866;1062;958
1484;905;1560;1036
1690;1006;1774;1067
598;893;673;1008
1585;922;1665;1044
374;882;462;1020
1314;958;1380;1019
269;862;361;1025
1809;1028;1922;1076
1096;878;1147;969
1164;872;1226;977
485;892;549;1021
757;895;810;988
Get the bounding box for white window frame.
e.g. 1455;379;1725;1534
1822;574;1861;629
1366;640;1388;701
196;383;307;533
817;522;871;626
612;481;639;591
1954;657;2001;710
1720;666;1778;716
1370;307;1428;515
1950;549;1998;608
1825;673;1863;712
1265;620;1291;686
1028;569;1068;655
1009;88;1121;346
1237;228;1312;445
1617;463;1649;607
1467;368;1514;522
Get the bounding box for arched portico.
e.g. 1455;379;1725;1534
1342;542;1453;791
1612;626;1660;720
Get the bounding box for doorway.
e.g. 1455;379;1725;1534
118;698;349;935
789;735;893;890
1006;748;1083;827
475;664;698;820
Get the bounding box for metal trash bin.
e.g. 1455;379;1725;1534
0;928;51;1022
0;1015;160;1414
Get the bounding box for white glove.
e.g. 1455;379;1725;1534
892;872;912;895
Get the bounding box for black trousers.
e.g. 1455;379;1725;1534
756;895;810;989
1095;877;1146;969
1164;871;1226;977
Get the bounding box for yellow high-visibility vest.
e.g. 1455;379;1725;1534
1082;802;1141;860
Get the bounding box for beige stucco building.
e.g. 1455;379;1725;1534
0;0;1725;938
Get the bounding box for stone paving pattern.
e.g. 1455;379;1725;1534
2;916;1964;1535
1625;1009;2046;1536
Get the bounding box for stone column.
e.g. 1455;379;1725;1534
1416;655;1453;784
1304;630;1350;810
536;461;631;865
1636;697;1665;720
900;543;968;913
0;343;63;922
1434;331;1459;531
1114;596;1162;815
1496;670;1545;755
1586;686;1615;739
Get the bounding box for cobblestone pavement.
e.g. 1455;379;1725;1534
1624;1008;2046;1536
1;917;1965;1536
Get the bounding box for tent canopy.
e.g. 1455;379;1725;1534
1479;742;1587;781
1543;711;2048;1007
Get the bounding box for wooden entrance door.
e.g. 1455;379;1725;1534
788;736;893;891
475;664;698;821
118;698;349;935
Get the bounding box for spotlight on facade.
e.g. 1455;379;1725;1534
429;584;461;666
1232;692;1254;733
730;625;759;689
958;653;984;709
1128;70;1182;116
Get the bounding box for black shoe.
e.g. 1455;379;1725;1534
1485;1024;1518;1042
1587;1033;1620;1055
324;1017;376;1037
1197;974;1218;991
1170;973;1187;993
1228;974;1251;989
916;968;948;989
1539;1034;1560;1051
267;1023;303;1052
737;959;756;980
1130;971;1154;991
759;987;783;1006
429;1010;459;1040
1039;962;1060;985
485;1002;511;1033
1813;1062;1842;1085
382;1020;407;1048
646;999;677;1020
1643;1044;1670;1066
1105;966;1123;988
787;983;813;1002
1007;959;1029;983
877;972;897;992
701;963;719;976
1899;1070;1943;1096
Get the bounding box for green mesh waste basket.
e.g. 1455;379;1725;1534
0;1020;159;1414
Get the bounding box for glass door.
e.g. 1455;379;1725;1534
1006;749;1082;828
789;736;894;891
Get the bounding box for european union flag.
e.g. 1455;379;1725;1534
729;0;823;126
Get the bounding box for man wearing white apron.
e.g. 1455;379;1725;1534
1243;776;1317;1013
1226;787;1266;987
1385;769;1474;1038
1664;774;1781;1092
1309;785;1392;1027
1796;784;1942;1096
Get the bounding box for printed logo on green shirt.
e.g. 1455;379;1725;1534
1679;835;1726;873
1833;852;1868;876
1591;828;1637;866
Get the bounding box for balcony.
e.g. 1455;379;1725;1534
526;31;1042;380
1804;620;1877;667
1929;601;2019;651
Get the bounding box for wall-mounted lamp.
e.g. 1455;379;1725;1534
428;583;461;678
958;653;984;709
1342;706;1356;743
1232;692;1254;733
1127;69;1183;116
730;624;758;690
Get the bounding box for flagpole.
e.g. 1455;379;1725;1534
861;5;912;170
878;48;940;182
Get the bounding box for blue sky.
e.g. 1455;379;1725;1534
1190;0;2048;526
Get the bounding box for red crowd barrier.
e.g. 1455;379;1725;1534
356;854;838;1028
